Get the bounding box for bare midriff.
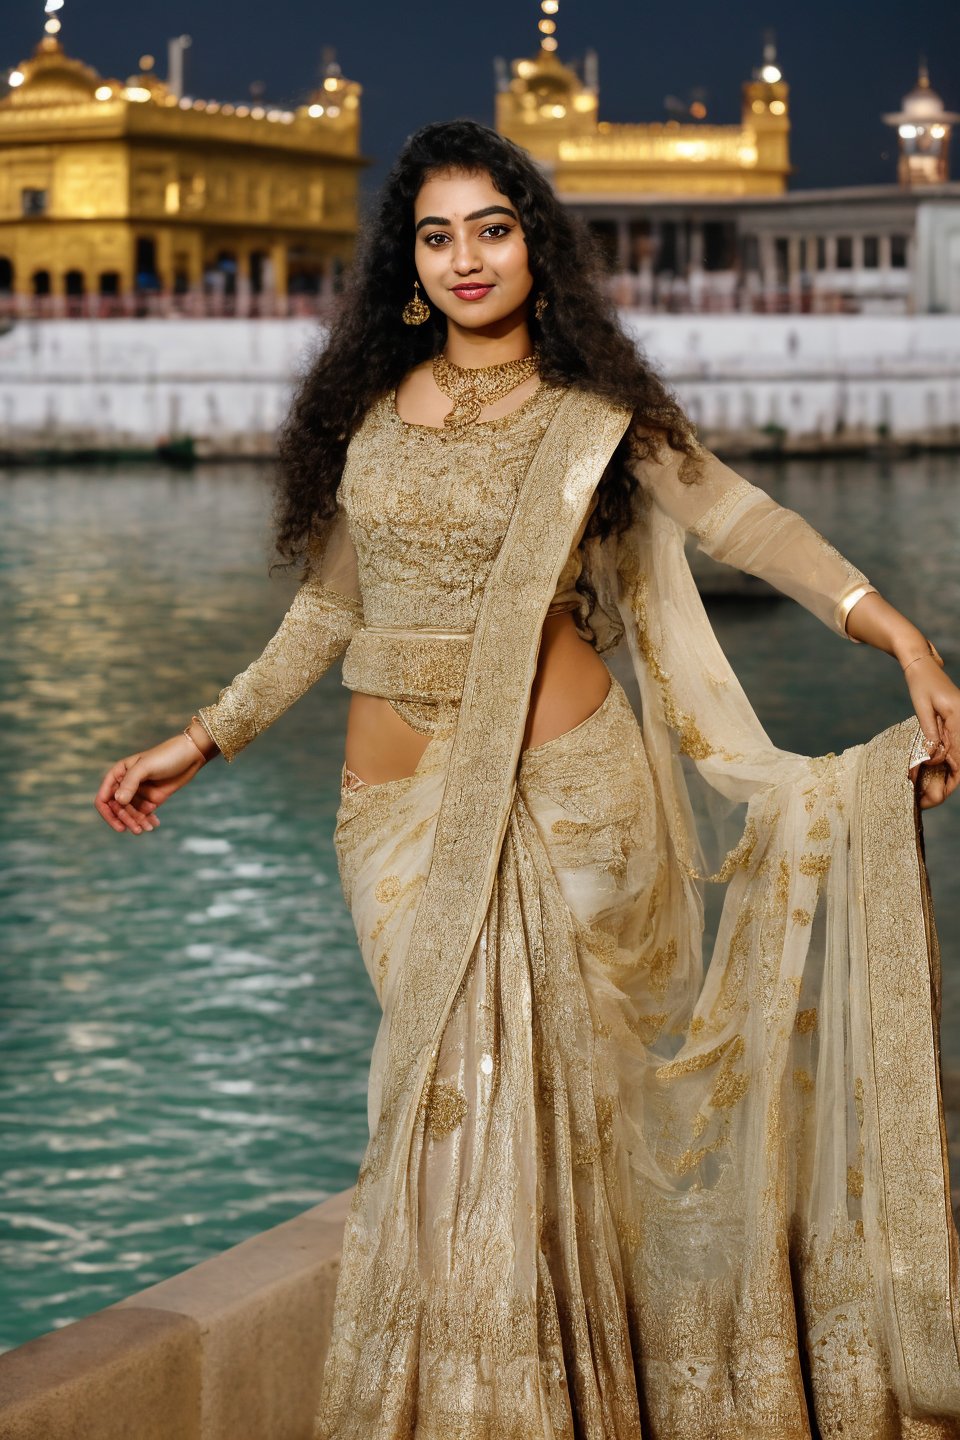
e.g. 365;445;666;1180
343;611;612;786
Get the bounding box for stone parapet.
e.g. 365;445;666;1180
0;1187;352;1440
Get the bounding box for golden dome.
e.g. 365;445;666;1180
122;54;170;104
2;36;101;106
511;48;581;106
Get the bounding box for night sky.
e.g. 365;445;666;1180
8;0;960;206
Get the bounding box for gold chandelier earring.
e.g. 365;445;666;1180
401;279;430;326
534;291;548;321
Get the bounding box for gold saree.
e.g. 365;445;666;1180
313;391;960;1438
198;384;960;1438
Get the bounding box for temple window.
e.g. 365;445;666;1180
21;188;48;217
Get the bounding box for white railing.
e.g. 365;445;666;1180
0;291;342;321
602;271;913;316
0;276;916;321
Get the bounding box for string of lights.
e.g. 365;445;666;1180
43;0;64;36
539;0;559;54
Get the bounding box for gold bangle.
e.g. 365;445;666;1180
835;582;878;643
183;715;217;762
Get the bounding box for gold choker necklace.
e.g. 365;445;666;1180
432;350;540;429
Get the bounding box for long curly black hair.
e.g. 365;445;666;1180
273;117;700;571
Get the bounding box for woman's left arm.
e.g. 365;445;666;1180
627;429;959;808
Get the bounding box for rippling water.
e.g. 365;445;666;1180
1;455;958;1352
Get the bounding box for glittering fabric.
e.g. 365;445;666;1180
193;379;958;1434
308;389;958;1438
337;382;596;721
320;681;959;1439
198;384;877;756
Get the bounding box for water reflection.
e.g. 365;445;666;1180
0;456;957;1351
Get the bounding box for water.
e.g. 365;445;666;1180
1;454;958;1352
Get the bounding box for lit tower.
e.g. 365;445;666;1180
741;32;791;186
883;61;958;186
494;1;598;164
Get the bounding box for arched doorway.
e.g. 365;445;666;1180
65;269;86;316
32;270;51;296
135;237;160;292
0;257;13;293
249;250;269;295
213;250;238;298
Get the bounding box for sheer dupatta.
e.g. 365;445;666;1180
579;437;960;1428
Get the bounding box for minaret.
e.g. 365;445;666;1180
883;60;958;186
740;31;791;186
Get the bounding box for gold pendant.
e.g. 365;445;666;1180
432;350;540;428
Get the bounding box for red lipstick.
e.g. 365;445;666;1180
451;284;494;301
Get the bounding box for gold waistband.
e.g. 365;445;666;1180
341;626;474;702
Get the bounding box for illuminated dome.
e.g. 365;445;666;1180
122;55;171;104
884;61;960;127
902;75;948;120
2;36;101;106
513;49;580;109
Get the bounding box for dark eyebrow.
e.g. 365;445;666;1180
415;205;518;234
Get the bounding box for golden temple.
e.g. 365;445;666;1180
2;1;954;318
495;17;791;197
0;25;366;306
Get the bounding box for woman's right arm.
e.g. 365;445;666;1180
93;506;363;834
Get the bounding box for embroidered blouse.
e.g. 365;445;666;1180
197;381;877;761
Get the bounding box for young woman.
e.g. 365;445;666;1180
95;120;960;1437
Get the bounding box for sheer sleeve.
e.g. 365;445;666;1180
626;429;878;641
197;502;363;762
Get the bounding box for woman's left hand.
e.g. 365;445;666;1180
904;655;960;809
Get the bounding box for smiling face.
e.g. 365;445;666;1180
412;167;535;336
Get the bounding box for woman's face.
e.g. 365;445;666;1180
412;167;535;334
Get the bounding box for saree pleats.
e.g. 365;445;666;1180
313;674;959;1440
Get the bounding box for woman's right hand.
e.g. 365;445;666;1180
94;732;213;835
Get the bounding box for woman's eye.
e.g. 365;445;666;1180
423;225;512;246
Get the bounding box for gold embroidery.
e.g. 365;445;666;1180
656;1032;741;1081
624;1009;668;1045
425;1078;468;1140
374;875;402;904
799;852;832;880
647;937;679;997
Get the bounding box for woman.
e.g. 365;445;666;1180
95;120;960;1437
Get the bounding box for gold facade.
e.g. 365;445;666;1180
0;35;367;301
495;46;791;197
